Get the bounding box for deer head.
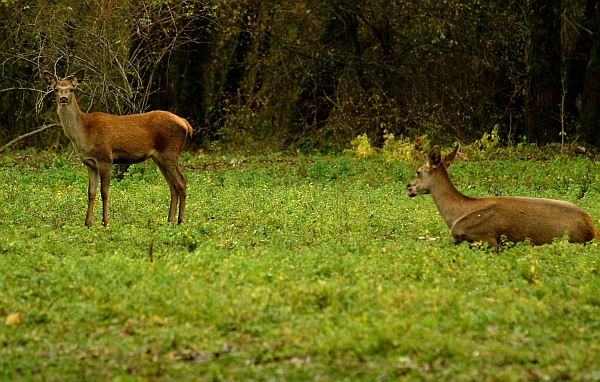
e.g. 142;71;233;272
407;145;459;197
44;69;85;106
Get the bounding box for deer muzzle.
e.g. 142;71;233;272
59;96;69;104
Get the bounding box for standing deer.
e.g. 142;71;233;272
44;69;192;226
407;145;599;248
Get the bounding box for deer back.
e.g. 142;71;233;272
451;196;599;246
80;110;192;164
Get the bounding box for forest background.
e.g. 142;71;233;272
1;0;600;152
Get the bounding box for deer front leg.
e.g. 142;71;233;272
85;166;100;227
98;162;112;226
452;229;499;249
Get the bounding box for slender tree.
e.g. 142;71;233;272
578;1;600;146
523;0;563;144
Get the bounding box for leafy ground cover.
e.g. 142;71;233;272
1;146;600;381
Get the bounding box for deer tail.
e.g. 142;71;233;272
183;119;193;138
174;115;193;138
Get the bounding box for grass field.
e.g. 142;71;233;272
1;146;600;381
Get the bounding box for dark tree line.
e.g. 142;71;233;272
1;0;600;152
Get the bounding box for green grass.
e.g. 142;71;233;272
1;147;600;381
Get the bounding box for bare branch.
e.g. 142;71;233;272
0;124;62;152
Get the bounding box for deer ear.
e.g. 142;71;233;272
72;69;85;86
428;145;442;167
43;71;57;87
442;144;460;167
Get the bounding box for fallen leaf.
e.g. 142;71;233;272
152;315;166;326
5;313;22;325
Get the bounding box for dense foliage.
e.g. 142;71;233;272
1;0;600;151
2;146;600;379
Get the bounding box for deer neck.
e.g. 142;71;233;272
57;97;88;153
429;169;472;229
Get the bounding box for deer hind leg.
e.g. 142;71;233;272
98;162;112;226
153;148;187;224
154;161;180;224
85;165;100;227
173;166;187;224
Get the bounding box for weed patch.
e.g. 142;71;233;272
1;147;600;380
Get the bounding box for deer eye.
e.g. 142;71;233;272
69;89;74;92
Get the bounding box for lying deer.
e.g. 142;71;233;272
44;69;193;226
407;145;599;248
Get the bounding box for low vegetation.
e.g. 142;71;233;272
1;145;600;381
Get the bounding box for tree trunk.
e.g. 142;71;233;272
523;0;562;144
578;1;600;146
